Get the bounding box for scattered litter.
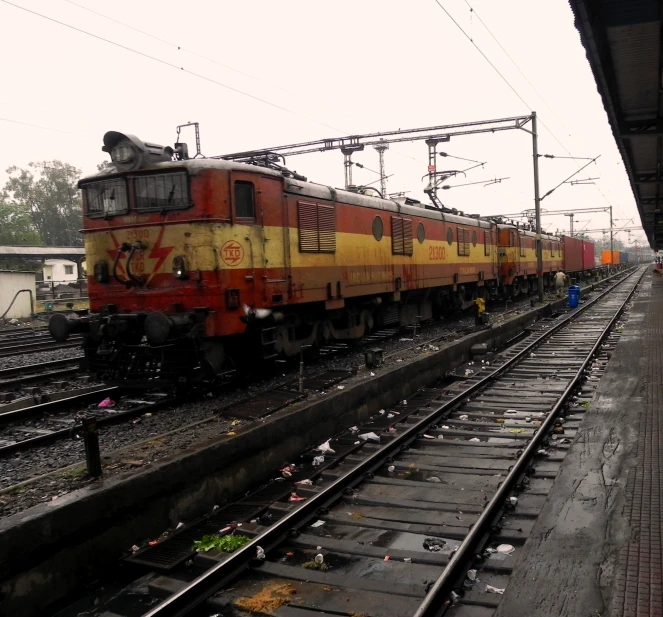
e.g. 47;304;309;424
225;431;236;436
295;479;313;486
212;505;219;510
423;537;445;552
525;417;532;423
387;413;394;419
387;465;395;472
358;432;380;443
286;552;294;557
337;385;345;390
384;555;391;561
438;435;444;440
387;427;397;433
314;553;324;564
404;557;412;563
402;400;407;405
176;522;185;529
349;426;359;432
427;476;442;483
467;569;477;581
496;544;515;555
396;359;403;362
423;434;435;439
537;449;549;457
289;493;307;502
256;546;265;560
98;397;115;408
51;495;58;501
508;497;518;506
442;425;450;429
310;520;325;528
231;419;241;426
131;545;139;553
508;428;527;434
316;440;335;454
149;540;159;546
370;372;375;376
312;456;325;466
451;591;460;603
504;410;518;415
469;437;481;442
486;585;505;594
459;415;469;420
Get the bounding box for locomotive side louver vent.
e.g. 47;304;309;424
457;227;471;256
391;217;413;256
298;201;336;253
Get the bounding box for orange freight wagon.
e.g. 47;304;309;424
601;250;621;265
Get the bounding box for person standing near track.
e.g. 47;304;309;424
555;270;566;298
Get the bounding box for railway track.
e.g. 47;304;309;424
0;357;83;391
76;267;640;617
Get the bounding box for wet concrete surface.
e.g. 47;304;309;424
494;280;648;617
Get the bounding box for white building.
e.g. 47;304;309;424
0;271;36;319
42;259;80;283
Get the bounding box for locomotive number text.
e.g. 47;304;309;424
126;229;150;241
428;246;447;261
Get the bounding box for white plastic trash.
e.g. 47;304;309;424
310;520;325;528
314;553;324;564
317;440;336;454
388;465;395;472
312;456;325;466
359;432;380;443
496;544;515;555
256;547;265;560
469;437;481;442
467;569;477;581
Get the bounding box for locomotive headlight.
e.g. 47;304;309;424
172;256;188;280
94;261;109;283
110;142;135;164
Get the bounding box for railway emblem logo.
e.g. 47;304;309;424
221;240;244;267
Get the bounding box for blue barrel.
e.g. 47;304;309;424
568;285;580;308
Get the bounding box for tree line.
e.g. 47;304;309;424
1;160;84;249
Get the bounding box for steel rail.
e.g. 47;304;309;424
414;266;645;617
0;385;118;425
0;339;82;358
142;268;639;617
0;356;83;379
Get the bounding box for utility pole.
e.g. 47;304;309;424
374;141;389;198
610;205;614;267
531;112;544;302
565;213;574;237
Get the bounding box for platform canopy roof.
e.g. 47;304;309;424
569;0;663;249
0;246;85;260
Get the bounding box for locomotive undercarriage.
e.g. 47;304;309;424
50;281;504;387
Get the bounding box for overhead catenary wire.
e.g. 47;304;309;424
0;116;95;139
431;0;623;218
58;0;427;167
460;0;574;138
1;0;347;135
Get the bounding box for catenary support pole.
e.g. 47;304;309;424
610;205;614;269
531;112;544;302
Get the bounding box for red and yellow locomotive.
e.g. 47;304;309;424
49;131;597;386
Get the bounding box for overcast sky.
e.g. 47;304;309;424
0;0;647;246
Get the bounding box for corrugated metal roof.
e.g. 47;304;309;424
0;246;85;257
569;0;662;249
